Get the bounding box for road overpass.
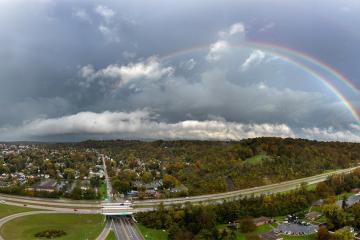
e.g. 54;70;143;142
101;202;134;216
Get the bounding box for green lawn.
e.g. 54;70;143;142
0;213;105;240
0;204;36;219
336;192;355;201
216;223;275;240
99;181;107;200
138;224;168;240
281;234;316;240
105;230;116;240
244;154;269;165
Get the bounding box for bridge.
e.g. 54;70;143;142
101;201;135;216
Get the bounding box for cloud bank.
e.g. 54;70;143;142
1;110;359;142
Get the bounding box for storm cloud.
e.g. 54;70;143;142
0;0;359;141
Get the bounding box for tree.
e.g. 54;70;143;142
113;179;131;194
244;233;260;240
341;196;348;209
163;174;178;189
330;228;354;240
90;176;100;187
63;168;75;180
322;204;347;230
317;226;330;240
316;182;335;198
239;217;256;233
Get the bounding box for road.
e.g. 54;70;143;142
0;166;357;240
111;217;143;240
101;154;113;203
132;166;359;207
0;166;358;210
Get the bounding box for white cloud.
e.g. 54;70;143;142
206;40;230;62
79;57;174;88
240;50;266;72
122;51;137;60
0;110;296;140
72;9;91;23
98;24;119;43
218;22;245;38
259;22;276;32
95;5;115;23
180;58;197;71
301;126;360;142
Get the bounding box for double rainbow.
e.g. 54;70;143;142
161;41;360;123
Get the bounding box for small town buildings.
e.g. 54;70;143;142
312;199;324;207
27;179;62;193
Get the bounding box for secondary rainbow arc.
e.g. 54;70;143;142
160;41;360;123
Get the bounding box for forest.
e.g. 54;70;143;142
78;138;360;196
135;169;360;240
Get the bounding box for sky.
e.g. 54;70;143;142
0;0;360;142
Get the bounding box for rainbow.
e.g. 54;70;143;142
160;41;360;123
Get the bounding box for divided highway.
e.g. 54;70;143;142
0;166;358;210
0;166;358;240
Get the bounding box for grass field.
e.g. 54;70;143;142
138;224;168;240
105;230;116;240
244;154;269;165
0;204;36;219
235;223;276;240
99;181;107;200
0;213;104;240
281;234;316;240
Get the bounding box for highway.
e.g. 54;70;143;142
0;166;357;240
111;217;143;240
132;166;359;207
0;166;357;210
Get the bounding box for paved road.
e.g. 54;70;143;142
111;217;143;240
0;211;54;240
0;166;357;240
96;220;111;240
132;166;359;207
0;167;358;210
101;154;113;203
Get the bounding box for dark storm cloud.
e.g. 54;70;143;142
0;0;359;141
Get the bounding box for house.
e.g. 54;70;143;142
254;216;274;226
352;188;360;194
305;211;322;221
336;194;360;208
27;179;58;192
312;199;324;207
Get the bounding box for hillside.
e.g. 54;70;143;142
76;138;360;196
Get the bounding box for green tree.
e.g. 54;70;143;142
331;228;354;240
317;226;330;240
322;204;347;230
239;217;256;233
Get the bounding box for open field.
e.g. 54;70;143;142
0;213;104;240
0;204;36;219
244;153;270;165
281;234;316;240
138;224;168;240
